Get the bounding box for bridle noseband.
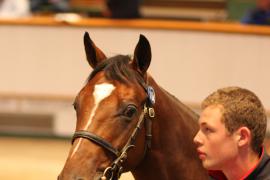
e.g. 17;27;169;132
71;80;155;180
72;131;120;157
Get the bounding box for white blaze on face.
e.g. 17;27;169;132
70;83;115;158
84;83;115;129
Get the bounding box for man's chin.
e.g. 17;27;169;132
202;160;216;170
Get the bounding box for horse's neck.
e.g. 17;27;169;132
132;78;208;180
149;77;200;148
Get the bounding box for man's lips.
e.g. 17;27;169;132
197;149;206;160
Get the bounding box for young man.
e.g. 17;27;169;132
193;87;270;180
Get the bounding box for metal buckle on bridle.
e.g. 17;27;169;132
101;167;113;180
144;105;155;118
148;107;155;118
100;145;134;180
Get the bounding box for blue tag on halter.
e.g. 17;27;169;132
147;86;155;105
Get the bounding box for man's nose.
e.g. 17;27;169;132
193;131;202;145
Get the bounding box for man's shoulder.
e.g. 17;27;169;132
249;150;270;180
258;152;270;178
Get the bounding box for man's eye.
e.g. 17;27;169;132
122;105;137;119
73;102;77;110
204;127;212;133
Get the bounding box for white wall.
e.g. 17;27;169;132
1;25;270;107
0;24;269;135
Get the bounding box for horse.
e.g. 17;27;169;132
58;32;209;180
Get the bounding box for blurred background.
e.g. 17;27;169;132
0;0;270;179
0;0;265;21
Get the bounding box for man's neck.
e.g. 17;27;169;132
222;149;260;180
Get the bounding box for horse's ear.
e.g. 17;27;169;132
132;34;152;75
84;32;106;68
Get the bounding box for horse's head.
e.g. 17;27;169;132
59;32;154;180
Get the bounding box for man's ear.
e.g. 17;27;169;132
236;127;251;147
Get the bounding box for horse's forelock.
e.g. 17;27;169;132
87;55;139;84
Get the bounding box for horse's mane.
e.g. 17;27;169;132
87;55;141;84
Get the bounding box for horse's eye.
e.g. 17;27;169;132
123;105;137;119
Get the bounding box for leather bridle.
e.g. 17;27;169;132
71;79;155;180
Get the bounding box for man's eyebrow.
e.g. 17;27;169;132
200;122;208;126
200;122;214;129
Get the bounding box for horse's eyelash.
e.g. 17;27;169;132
72;102;77;109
